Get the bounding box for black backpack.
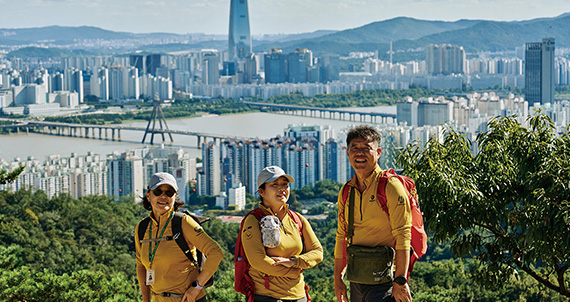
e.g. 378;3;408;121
137;210;213;287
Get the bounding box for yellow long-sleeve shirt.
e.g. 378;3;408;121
242;203;323;300
135;208;223;301
335;165;412;260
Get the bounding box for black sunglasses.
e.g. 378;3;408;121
152;188;176;197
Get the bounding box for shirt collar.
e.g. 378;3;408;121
258;202;288;216
150;207;175;224
348;164;383;189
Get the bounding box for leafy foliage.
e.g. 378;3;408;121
262;88;433;108
0;183;568;300
0;165;24;185
0;267;138;302
0;189;147;300
398;114;570;297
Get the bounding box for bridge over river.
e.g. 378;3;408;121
0;119;248;147
242;101;396;124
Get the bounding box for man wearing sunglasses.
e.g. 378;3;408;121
135;172;223;302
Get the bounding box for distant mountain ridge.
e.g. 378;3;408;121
2;13;570;58
0;26;135;42
261;14;570;55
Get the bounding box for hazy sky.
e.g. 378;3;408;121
1;0;570;35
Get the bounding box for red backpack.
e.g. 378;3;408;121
234;208;310;302
341;168;427;278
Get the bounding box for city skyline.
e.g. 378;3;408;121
1;0;570;35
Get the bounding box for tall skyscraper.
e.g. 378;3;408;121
228;0;252;60
525;38;555;105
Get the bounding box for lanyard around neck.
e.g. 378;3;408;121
148;211;175;266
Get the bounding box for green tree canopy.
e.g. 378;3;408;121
398;114;570;297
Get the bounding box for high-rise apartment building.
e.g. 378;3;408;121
264;49;287;84
228;0;252;60
108;66;139;100
146;54;162;75
107;151;144;202
323;138;349;183
426;44;465;75
228;184;246;210
200;142;221;196
287;48;313;83
397;97;453;127
397;97;419;126
525;38;555;105
129;54;163;75
13;84;46;105
90;68;109;101
64;68;84;102
201;50;220;85
242;53;258;84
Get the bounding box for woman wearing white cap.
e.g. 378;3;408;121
239;166;323;302
135;172;223;302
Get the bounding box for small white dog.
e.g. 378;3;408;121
260;215;281;248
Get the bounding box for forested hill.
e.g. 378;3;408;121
255;14;570;55
0;188;565;301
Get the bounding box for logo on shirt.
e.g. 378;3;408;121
245;231;253;240
369;194;375;202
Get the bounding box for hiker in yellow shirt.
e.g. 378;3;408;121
334;125;413;302
241;166;323;302
135;172;223;302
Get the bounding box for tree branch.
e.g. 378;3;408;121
513;258;570;297
555;258;569;293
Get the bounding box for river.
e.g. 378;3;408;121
0;106;396;162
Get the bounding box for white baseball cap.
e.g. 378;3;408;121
148;172;178;192
256;166;295;188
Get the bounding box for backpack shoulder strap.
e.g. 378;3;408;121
340;174;356;206
237;208;265;242
137;216;151;244
377;169;397;214
251;208;265;220
172;211;198;266
287;210;303;235
347;186;356;245
341;183;351;206
288;210;307;254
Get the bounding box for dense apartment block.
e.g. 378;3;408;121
0;152;107;199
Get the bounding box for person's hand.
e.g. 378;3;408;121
392;282;412;302
334;276;348;302
271;256;296;268
181;286;200;302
